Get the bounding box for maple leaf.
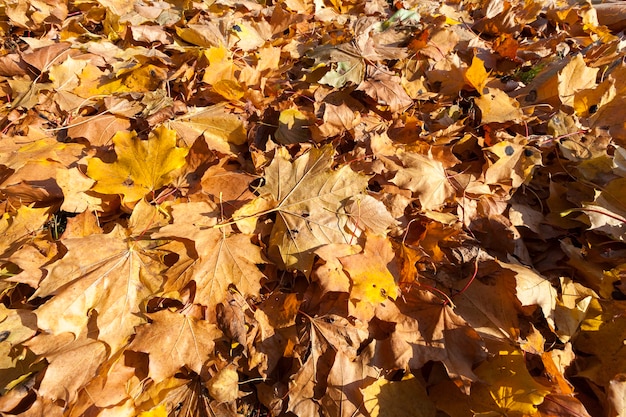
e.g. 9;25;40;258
357;70;413;113
167;105;247;154
475;87;525;124
309;44;365;88
484;138;542;189
0;205;50;258
339;234;399;321
87;125;188;208
25;332;108;404
362;373;436;417
153;202;266;312
258;145;369;273
580;177;626;241
498;259;557;329
128;307;222;383
374;289;486;392
320;349;378;417
207;364;240;403
307;314;369;360
452;259;521;342
474;347;551;415
287;353;322;416
3;0;626;415
389;150;456;211
286;313;367;415
34;221;168;353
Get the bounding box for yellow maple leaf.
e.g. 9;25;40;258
86;125;188;207
339;234;399;320
464;55;489;95
202;45;236;85
475;88;525;124
474;348;551;415
0;205;50;258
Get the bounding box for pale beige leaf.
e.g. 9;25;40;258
390;151;455;211
498;259;557;329
475;88;524;124
35;225;167;353
259;145;369;273
558;54;598;107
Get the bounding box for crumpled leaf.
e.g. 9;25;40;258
309;44;365;88
206;365;239;403
357;71;413;113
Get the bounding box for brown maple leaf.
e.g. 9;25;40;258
153;202;266;314
34;223;168;353
374;288;486;392
128;307;222;383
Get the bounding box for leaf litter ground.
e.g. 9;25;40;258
1;0;626;416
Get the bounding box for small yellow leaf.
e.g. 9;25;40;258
213;79;245;101
465;56;488;94
475;88;524;124
137;405;167;417
340;234;399;305
202;45;236;85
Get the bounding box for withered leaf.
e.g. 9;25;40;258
128;308;222;383
259;145;369;273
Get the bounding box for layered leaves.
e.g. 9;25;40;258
0;0;625;416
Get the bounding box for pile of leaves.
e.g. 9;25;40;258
2;0;626;415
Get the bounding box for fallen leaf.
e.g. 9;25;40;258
362;374;436;417
34;224;167;352
87;125;188;208
260;145;369;273
390;150;456;211
474;347;551;415
339;234;399;320
128;307;222;383
153;202;266;312
475;88;524;124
